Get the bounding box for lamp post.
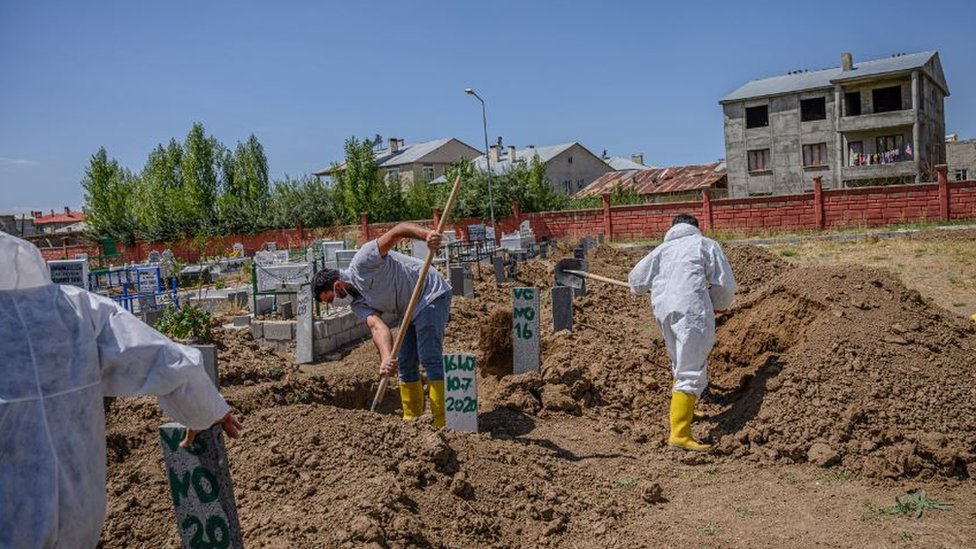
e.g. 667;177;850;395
464;87;496;237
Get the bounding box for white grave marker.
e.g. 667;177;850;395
47;259;89;290
512;287;540;374
444;353;478;432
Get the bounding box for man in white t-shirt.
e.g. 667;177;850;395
314;222;452;426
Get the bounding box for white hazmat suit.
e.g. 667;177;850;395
0;231;230;548
628;222;736;397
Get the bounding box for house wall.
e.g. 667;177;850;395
726;72;947;196
544;144;613;194
948;140;976;181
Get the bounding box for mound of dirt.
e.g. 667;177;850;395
479;307;514;377
707;265;976;479
723;244;792;297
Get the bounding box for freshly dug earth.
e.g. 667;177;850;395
101;238;976;547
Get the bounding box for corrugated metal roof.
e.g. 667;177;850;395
315;138;458;175
472;143;576;175
606;156;647;171
721;51;939;103
577;162;727;197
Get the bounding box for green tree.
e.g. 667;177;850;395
331;137;383;223
217;134;271;233
269;175;338;229
81;147;138;243
181;122;223;234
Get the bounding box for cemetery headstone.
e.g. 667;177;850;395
192;344;218;386
444;353;478;432
573;245;585;260
467;224;486;243
512;287;540;374
540;242;549;259
159;424;243;549
47;259;89;290
336;250;357;270
493;256;506;284
265;241;277;252
273;251;289;264
598;233;605;245
322;241;344;262
232;243;244;257
551;286;573;332
295;284;313;364
254;251;275;266
148;250;162;264
255;263;312;292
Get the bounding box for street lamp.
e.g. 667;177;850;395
464;87;496;237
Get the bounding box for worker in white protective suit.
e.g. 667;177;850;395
0;231;242;548
629;214;735;451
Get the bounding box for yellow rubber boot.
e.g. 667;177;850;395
428;379;446;428
399;381;424;421
668;391;711;451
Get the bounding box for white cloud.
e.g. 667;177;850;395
0;157;38;166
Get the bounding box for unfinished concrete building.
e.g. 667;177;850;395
946;135;976;182
721;51;949;197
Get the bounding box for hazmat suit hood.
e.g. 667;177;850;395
1;232;230;548
0;230;51;290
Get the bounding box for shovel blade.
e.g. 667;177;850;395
555;258;588;289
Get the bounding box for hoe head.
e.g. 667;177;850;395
554;257;588;289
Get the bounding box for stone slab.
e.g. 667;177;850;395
191;344;218;387
444;353;478;433
47;259;89;290
512;287;540;374
335;250;357;270
277;301;294;319
295;284;313;364
255;263;311;292
255;295;274;315
232;315;250;327
263;321;294;341
551;286;573;332
249;321;264;340
159;424;243;549
493;256;505;284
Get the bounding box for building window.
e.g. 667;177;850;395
845;91;861;116
562;180;571;193
746;105;769;128
956;169;969;181
800;97;826;121
848;141;863;166
918;78;925;111
802;143;827;167
876;134;904;154
872;85;903;113
386;167;399;181
422;164;434;181
576;179;585;190
747;149;770;173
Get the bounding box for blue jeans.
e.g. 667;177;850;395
397;292;451;383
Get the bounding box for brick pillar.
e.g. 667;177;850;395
701;189;713;232
432;207;440;228
813;176;825;230
512;200;522;226
601;193;613;241
936;164;949;221
360;211;369;243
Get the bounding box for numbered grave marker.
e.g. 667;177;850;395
160;424;243;549
444;353;478;432
512;287;540;374
295;284;313;364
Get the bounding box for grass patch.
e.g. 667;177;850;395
952;302;967;308
614;477;639;490
899;531;918;543
696;523;718;535
778;248;798;257
734;507;755;518
862;491;951;521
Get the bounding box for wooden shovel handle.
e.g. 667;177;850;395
564;269;630;289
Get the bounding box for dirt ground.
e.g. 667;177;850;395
101;230;976;548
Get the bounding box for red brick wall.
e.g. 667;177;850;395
33;180;976;262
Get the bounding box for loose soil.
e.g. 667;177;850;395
102;235;976;548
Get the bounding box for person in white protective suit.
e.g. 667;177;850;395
0;231;242;548
628;214;735;451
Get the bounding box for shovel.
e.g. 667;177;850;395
554;258;630;289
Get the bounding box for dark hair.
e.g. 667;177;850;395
671;214;700;228
312;268;340;298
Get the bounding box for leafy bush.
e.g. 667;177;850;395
155;304;213;343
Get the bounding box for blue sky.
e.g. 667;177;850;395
1;0;973;212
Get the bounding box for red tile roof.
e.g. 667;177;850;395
33;211;85;224
578;162;727;197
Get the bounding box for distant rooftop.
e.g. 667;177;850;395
606;156;647;171
314;138;458;176
721;51;948;103
578;162;726;197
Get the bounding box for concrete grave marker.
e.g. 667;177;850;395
232;243;244;256
493;256;506;284
254;251;274;266
273;251;289;264
573;245;585;260
148;250;162;264
134;266;160;293
255;263;312;292
47;259;89;290
295;284;313;364
444;353;478;432
159;424;243;549
512;287;540;374
322;241;344;262
265;241;277;252
450;264;474;298
551;286;573;332
540;242;548;259
335;250;357;270
467;223;486;243
598;233;605;245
